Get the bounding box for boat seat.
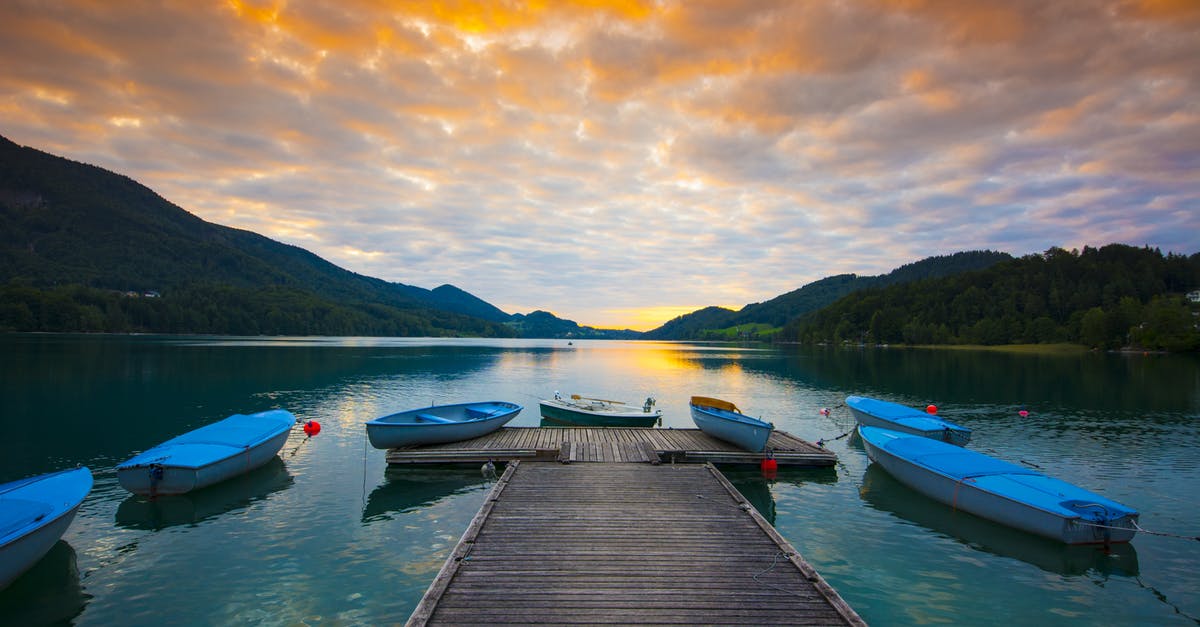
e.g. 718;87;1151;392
414;413;455;424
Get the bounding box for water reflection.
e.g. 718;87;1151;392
115;457;293;531
859;464;1139;577
362;465;491;524
722;466;838;525
0;540;88;624
758;346;1200;415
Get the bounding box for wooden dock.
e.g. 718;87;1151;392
407;461;864;626
386;427;837;466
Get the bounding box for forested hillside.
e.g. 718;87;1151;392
0;135;514;336
779;245;1200;352
644;251;1012;340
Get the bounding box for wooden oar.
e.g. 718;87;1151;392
570;394;625;405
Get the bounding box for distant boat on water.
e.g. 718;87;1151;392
365;401;522;449
116;409;296;496
0;467;93;590
846;395;971;446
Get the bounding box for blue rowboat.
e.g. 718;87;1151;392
0;467;93;590
858;425;1138;544
689;396;774;453
846;395;971;446
117;409;296;496
366;401;522;449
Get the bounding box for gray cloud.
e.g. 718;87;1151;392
1;0;1196;329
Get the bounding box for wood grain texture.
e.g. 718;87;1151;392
407;462;864;626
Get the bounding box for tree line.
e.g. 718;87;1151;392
0;282;516;338
778;244;1200;352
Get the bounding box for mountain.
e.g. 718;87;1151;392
780;244;1200;351
0;135;514;336
428;284;511;322
507;310;642;339
643;251;1013;340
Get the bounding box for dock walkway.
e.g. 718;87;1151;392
386;426;836;466
408;461;863;626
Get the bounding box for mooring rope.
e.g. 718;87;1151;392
751;550;818;598
815;404;857;447
1080;519;1199;541
816;428;854;448
361;429;370;509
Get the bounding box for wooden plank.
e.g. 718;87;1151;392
385;427;835;466
409;462;860;626
406;460;520;625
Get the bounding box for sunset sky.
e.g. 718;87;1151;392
2;1;1197;330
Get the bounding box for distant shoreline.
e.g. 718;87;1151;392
907;343;1090;355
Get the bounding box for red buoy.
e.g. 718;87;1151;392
303;420;321;437
926;404;938;415
1018;410;1029;418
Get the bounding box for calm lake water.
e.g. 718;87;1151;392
2;335;1198;625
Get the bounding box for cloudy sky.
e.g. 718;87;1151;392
2;1;1197;330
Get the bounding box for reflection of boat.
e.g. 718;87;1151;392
846;395;971;446
723;472;777;524
362;465;491;523
859;464;1139;576
859;426;1138;544
0;540;87;623
538;393;661;427
117;409;296;496
115;456;293;530
0;467;92;590
366;401;522;449
689;396;774;453
720;466;839;526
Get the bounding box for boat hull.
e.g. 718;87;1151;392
847;395;971;446
859;426;1137;544
538;399;661;427
366;401;522;449
0;467;93;590
116;410;296;496
689;399;773;453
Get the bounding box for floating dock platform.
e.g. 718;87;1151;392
407;461;864;626
385;426;836;466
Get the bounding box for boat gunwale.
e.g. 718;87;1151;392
0;467;92;550
537;398;662;419
689;402;773;430
117;429;294;472
367;401;522;427
846;395;971;435
116;414;295;471
859;426;1137;525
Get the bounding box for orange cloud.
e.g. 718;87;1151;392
874;0;1029;44
1123;0;1200;21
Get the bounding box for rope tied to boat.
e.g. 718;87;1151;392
284;418;321;457
816;429;854;448
1080;519;1200;542
815;403;855;447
